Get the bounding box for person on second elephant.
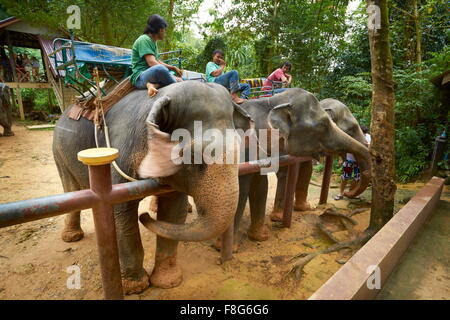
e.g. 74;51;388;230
263;61;293;94
205;49;250;104
130;14;183;97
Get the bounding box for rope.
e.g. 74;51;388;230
93;67;137;182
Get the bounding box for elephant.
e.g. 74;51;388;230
270;97;371;221
222;89;371;250
52;81;250;294
0;84;14;137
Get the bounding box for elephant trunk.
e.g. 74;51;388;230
140;162;239;241
325;122;372;198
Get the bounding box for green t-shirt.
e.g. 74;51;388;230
206;61;221;82
130;34;160;86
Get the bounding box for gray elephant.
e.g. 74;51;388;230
53;81;248;294
0;84;14;137
270;97;371;221
223;89;371;249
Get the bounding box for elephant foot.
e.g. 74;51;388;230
294;201;312;211
247;223;270;241
61;227;84;242
2;131;14;137
269;209;283;222
150;257;183;289
213;234;241;253
122;271;150;295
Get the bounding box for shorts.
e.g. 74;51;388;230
341;160;360;181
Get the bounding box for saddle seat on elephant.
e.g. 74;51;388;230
68;77;136;125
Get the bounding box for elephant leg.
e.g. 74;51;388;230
214;175;251;252
2;126;13;136
247;174;270;241
114;200;150;295
270;167;287;222
58;167;84;242
150;191;188;289
294;160;313;211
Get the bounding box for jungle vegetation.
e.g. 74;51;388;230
1;0;449;183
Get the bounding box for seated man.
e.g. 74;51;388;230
130;14;183;97
205;49;250;104
334;152;360;200
262;61;293;94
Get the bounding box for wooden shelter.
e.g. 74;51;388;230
0;16;77;119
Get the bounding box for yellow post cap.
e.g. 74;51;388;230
77;148;119;166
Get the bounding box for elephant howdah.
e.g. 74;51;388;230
53;81;246;294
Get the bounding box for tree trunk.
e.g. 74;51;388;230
412;0;422;71
100;4;113;45
267;0;280;74
367;0;396;231
164;0;175;52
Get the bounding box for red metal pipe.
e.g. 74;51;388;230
319;155;333;204
88;164;124;300
282;162;300;228
220;223;234;263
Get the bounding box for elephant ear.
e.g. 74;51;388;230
138;95;183;179
324;108;336;122
268;103;292;139
232;102;255;131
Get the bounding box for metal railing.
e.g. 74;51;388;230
0;149;332;299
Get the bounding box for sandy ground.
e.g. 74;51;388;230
0;123;448;300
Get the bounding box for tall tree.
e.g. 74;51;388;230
367;0;396;231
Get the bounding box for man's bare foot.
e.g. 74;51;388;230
146;83;158;97
232;97;246;104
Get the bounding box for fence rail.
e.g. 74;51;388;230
0;149;332;299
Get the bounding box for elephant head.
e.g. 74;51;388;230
0;84;14;137
320;98;370;197
137;81;245;241
320;98;368;147
267;89;371;198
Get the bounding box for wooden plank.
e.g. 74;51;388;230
309;177;445;300
14;87;24;120
6;30;24;120
5;82;51;89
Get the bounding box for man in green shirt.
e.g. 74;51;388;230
205;49;250;104
131;14;183;97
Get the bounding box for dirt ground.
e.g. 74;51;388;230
0;123;448;300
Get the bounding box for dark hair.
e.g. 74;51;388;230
360;125;369;134
143;14;168;35
212;49;224;57
281;61;292;71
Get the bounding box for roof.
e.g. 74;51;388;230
0;16;20;29
431;70;450;89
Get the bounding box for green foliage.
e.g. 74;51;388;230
194;36;227;72
395;126;429;182
313;163;324;173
